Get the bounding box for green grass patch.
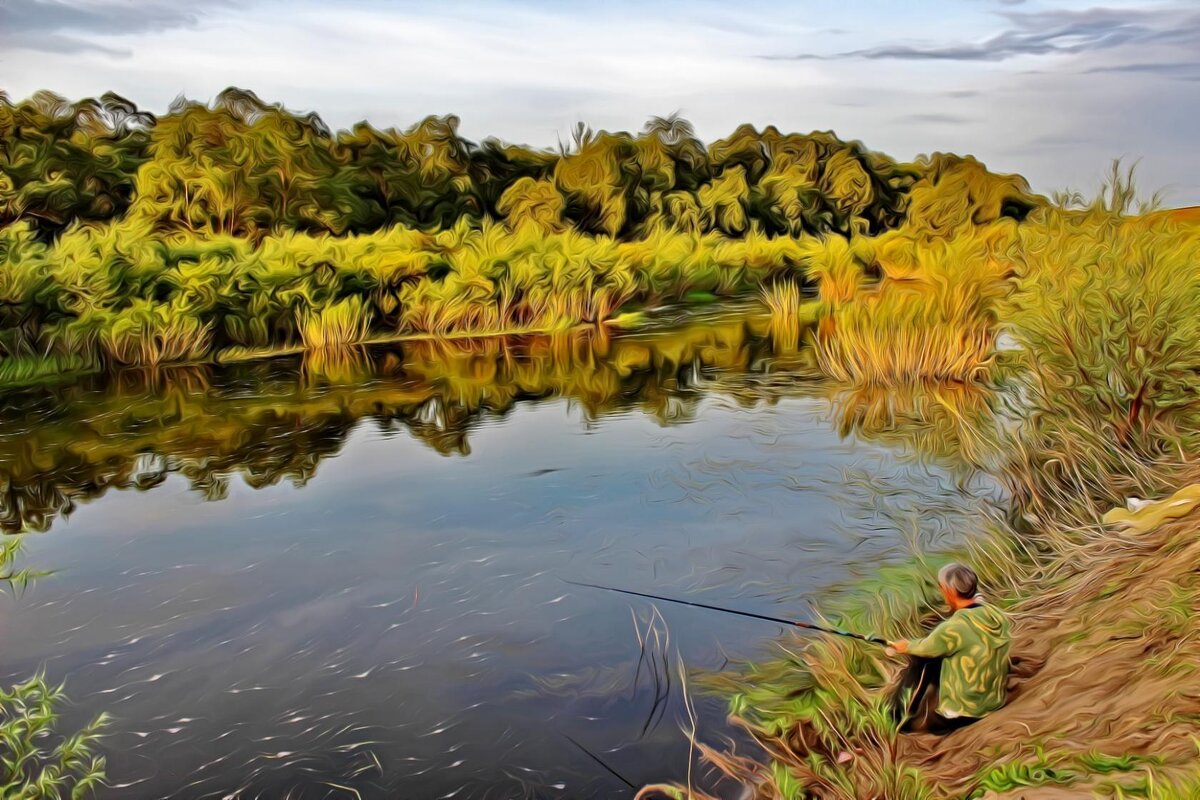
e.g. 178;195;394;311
0;354;96;388
683;289;720;304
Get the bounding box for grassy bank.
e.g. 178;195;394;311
639;204;1200;799
0;218;817;378
0;213;1023;385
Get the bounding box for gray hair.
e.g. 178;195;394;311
938;562;979;600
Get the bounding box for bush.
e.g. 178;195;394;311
0;675;109;799
1004;209;1200;519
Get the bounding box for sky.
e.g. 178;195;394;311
3;0;1199;203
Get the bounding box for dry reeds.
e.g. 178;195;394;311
760;280;806;352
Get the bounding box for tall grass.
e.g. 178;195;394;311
95;301;214;366
812;229;1011;385
299;296;372;348
815;284;996;384
760;280;812;353
799;235;865;304
1002;208;1200;523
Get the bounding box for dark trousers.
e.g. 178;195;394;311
889;657;978;734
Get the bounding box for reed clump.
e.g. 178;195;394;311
299;296;372;349
811;228;1012;385
760;280;813;352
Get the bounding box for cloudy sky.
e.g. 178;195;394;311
3;0;1199;203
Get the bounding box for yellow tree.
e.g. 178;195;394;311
497;177;566;233
697;166;750;235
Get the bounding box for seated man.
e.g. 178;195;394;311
886;562;1011;733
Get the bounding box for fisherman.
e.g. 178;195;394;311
885;562;1011;733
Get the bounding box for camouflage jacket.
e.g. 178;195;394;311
908;603;1011;718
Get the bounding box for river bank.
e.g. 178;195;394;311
915;484;1200;798
661;476;1200;799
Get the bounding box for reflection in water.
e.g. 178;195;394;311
1;311;792;534
0;309;1004;799
829;382;1004;468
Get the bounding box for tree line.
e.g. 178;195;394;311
1;87;1039;242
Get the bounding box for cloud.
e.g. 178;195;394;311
770;6;1200;63
898;113;973;125
1023;132;1098;149
3;30;127;56
0;0;229;55
1083;61;1200;79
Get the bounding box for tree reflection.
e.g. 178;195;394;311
1;312;818;533
828;381;1004;469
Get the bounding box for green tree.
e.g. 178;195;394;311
336;114;479;232
0;91;151;237
131;88;356;237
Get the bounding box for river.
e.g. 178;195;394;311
0;309;1000;798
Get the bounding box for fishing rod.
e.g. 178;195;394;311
564;579;889;646
564;734;636;790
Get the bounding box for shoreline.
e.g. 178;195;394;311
0;298;777;389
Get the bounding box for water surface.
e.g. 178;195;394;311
0;312;997;798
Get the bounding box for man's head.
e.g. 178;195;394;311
937;562;979;609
